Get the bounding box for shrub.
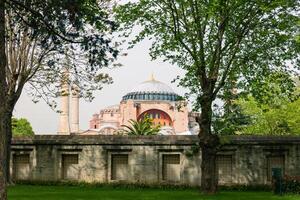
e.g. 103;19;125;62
14;180;197;190
283;175;300;194
218;184;272;191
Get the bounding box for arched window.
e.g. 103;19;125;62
138;109;172;127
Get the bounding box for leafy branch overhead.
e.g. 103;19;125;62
116;0;299;109
5;0;120;110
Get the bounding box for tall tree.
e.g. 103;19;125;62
0;1;119;199
116;0;299;193
0;0;7;198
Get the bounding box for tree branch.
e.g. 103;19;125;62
6;0;84;44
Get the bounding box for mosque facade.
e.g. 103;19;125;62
85;75;199;135
57;74;199;135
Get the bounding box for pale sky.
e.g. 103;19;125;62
13;39;189;134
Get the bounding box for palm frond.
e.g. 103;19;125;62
122;116;160;135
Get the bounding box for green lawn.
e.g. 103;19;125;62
8;185;300;200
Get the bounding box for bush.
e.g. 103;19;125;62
15;180;281;192
14;180;197;190
283;175;300;194
219;184;272;191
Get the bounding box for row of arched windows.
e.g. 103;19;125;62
123;92;179;101
138;109;173;127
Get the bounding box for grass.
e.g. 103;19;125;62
8;185;300;200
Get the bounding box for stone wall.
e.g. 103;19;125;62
10;135;300;186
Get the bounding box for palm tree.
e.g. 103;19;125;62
122;116;160;135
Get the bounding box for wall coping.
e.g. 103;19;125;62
11;135;300;145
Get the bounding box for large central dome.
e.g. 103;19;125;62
122;75;180;101
130;79;174;94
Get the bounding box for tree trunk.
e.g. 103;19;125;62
0;0;7;199
0;112;10;200
0;155;7;199
200;143;219;193
5;111;12;184
198;97;220;194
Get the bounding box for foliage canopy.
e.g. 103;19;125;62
116;0;299;110
4;0;119;109
236;95;300;135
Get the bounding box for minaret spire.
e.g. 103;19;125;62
71;81;80;133
58;68;70;135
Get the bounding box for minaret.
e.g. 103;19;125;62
58;69;70;134
71;83;80;133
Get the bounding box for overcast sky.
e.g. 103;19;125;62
13;38;189;134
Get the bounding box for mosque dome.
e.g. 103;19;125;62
122;74;181;101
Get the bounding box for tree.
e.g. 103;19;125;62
0;1;119;199
213;101;250;135
12;118;34;137
122;116;160;135
212;76;250;135
236;96;300;135
213;71;297;135
116;0;299;193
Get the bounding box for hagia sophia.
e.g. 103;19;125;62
57;74;200;135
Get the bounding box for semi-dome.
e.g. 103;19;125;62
122;74;181;101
